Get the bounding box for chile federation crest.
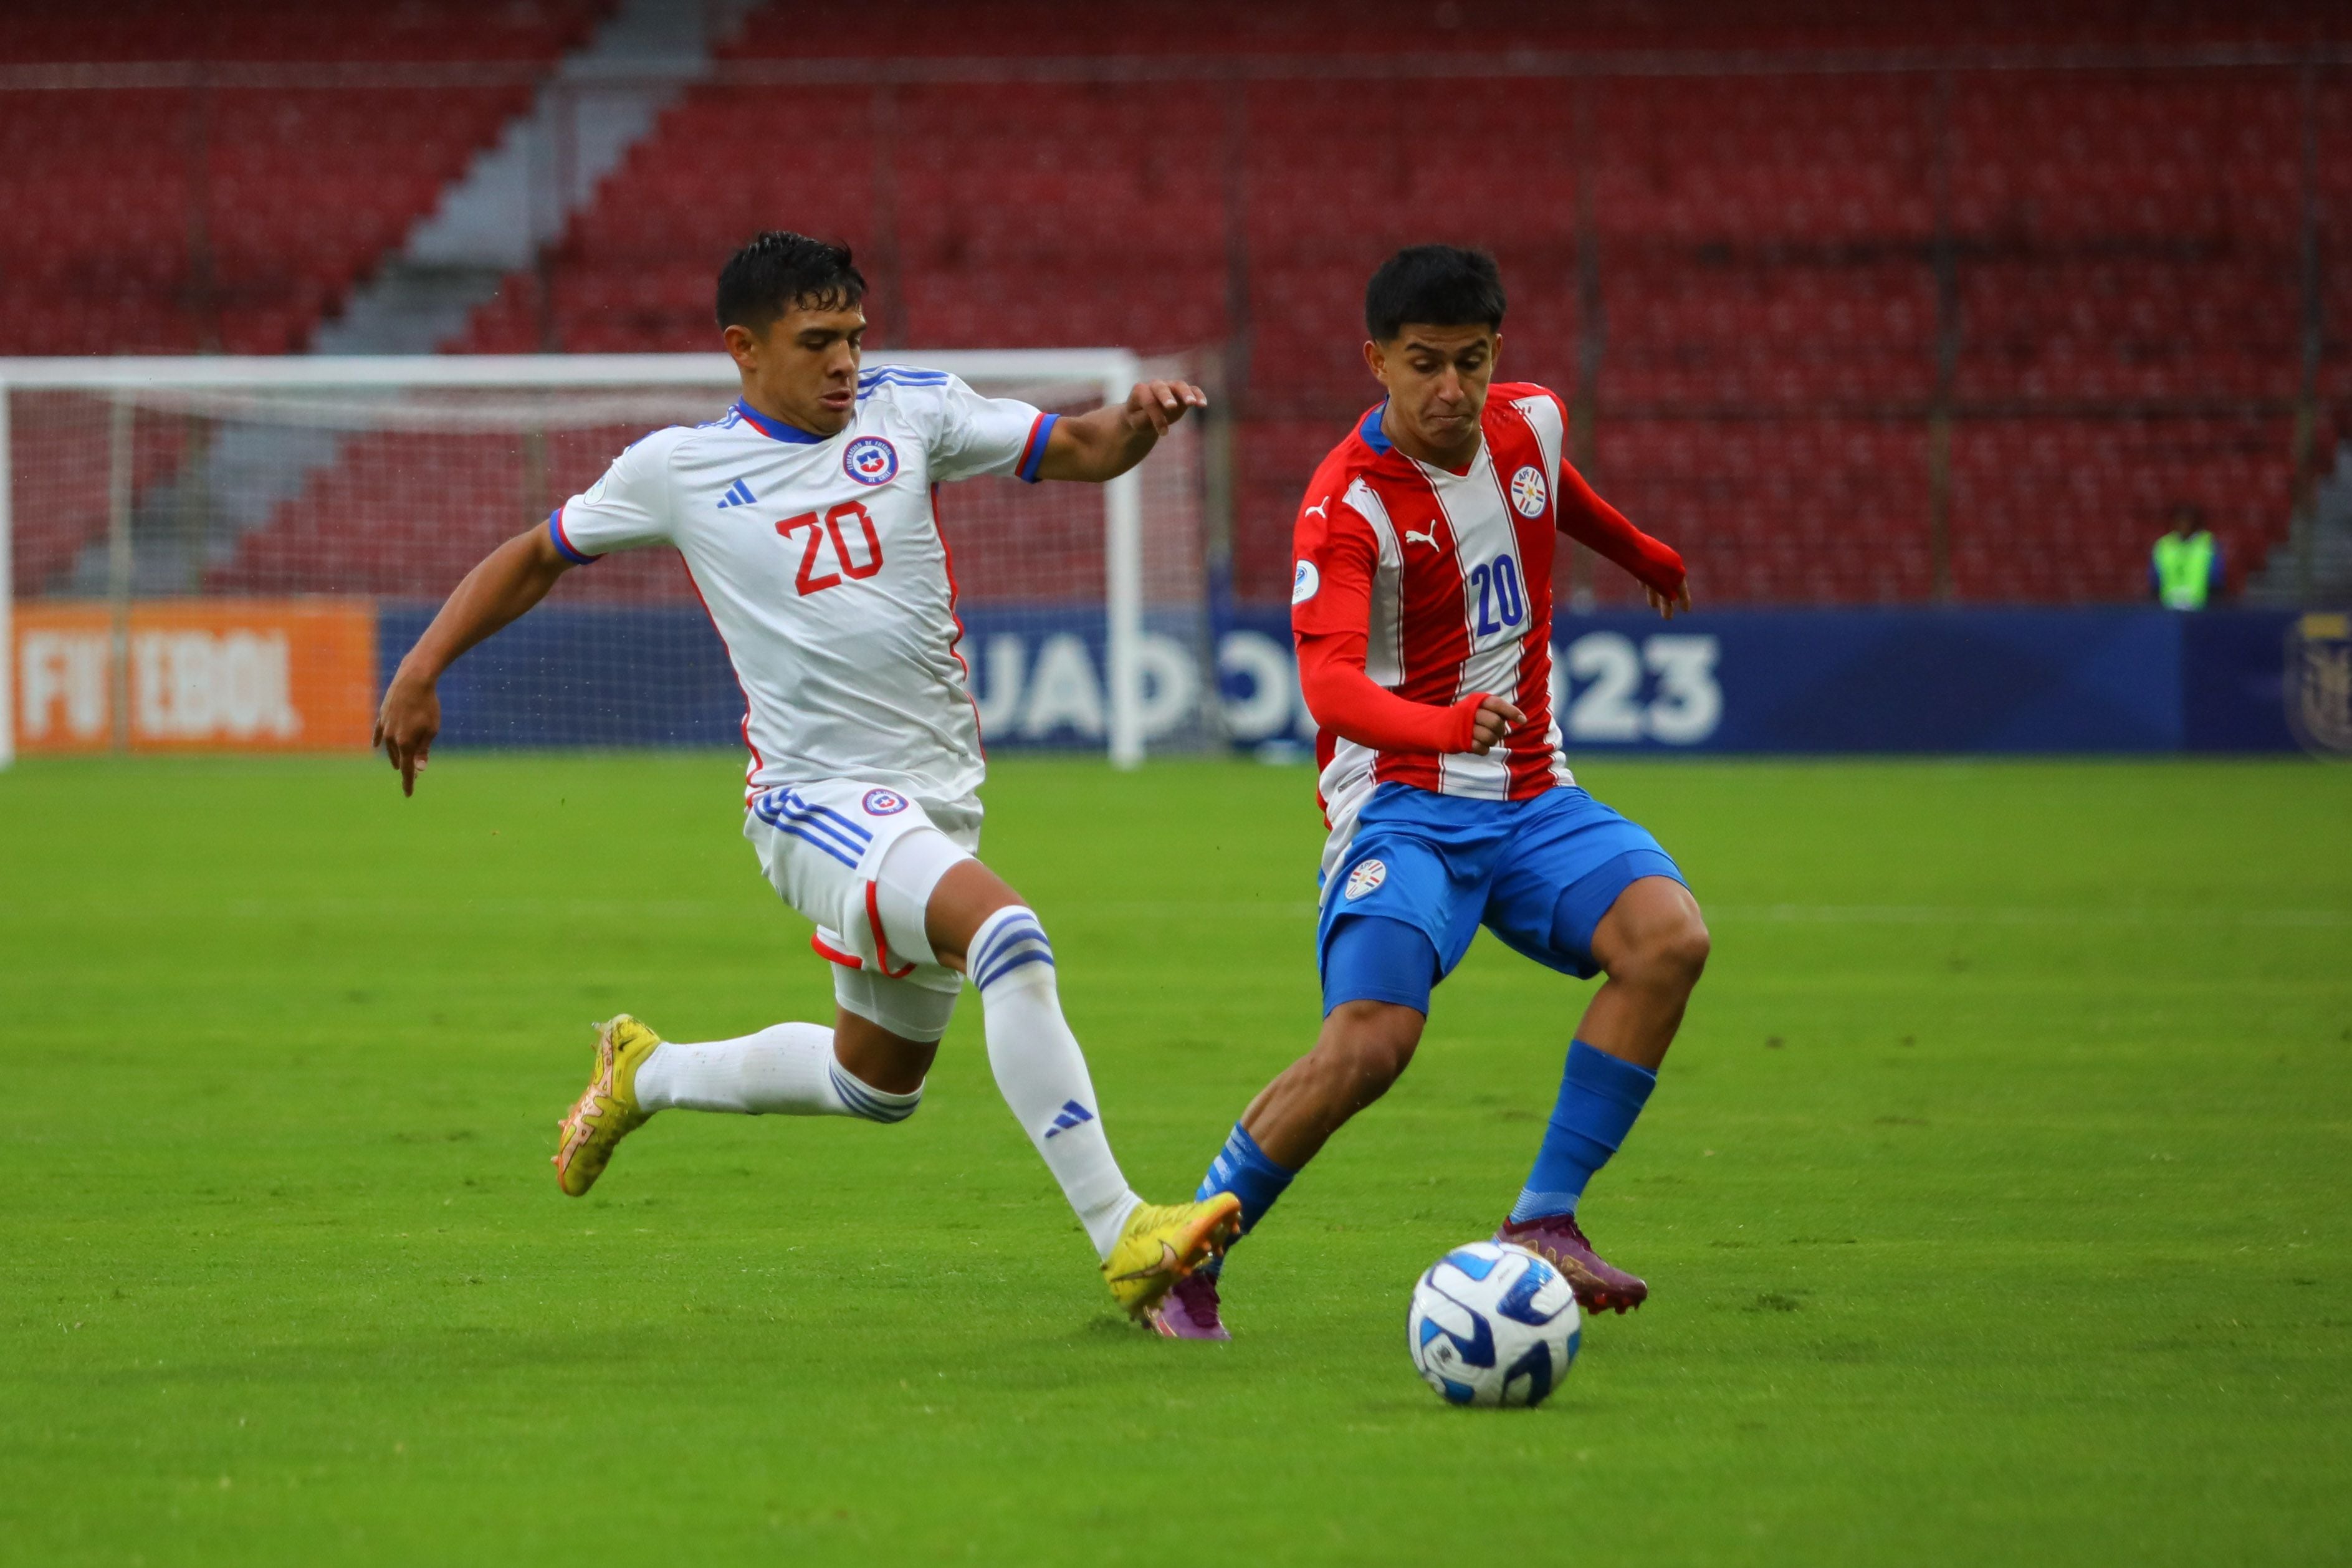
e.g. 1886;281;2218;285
843;436;899;486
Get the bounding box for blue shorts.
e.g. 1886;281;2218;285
1317;782;1686;1015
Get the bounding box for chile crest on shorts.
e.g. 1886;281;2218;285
843;436;899;486
863;788;909;816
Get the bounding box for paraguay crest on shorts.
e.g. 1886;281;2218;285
843;436;899;486
1344;858;1387;901
2286;611;2352;756
1509;465;1548;519
862;787;909;816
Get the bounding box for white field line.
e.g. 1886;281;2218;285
1706;904;2352;928
1075;901;2352;928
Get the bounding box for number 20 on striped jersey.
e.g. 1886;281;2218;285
1468;554;1525;637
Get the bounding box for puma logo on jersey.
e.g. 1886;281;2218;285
1405;527;1441;551
1304;498;1331;520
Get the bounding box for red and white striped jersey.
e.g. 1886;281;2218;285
1293;382;1570;837
1291;381;1685;866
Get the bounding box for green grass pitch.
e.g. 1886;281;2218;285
4;752;2348;1564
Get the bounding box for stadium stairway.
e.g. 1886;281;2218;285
315;0;759;355
2248;440;2352;604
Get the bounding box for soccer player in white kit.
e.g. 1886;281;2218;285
372;232;1241;1319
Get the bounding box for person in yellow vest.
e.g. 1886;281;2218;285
2150;504;2224;610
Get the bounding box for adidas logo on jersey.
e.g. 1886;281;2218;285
715;478;758;509
1042;1099;1096;1139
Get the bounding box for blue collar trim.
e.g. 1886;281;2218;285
735;399;829;444
1359;401;1394;456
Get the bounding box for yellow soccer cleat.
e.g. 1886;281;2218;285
1102;1192;1244;1319
552;1015;663;1197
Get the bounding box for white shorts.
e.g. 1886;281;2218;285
743;780;983;1043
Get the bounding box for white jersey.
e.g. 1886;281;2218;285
550;368;1058;806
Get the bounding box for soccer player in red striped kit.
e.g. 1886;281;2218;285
1157;246;1710;1339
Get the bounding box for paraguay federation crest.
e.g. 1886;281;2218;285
1509;464;1549;519
2286;611;2352;757
843;436;899;486
1344;858;1387;901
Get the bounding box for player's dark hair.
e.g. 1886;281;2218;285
715;231;866;332
1365;245;1506;342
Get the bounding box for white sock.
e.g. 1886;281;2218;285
634;1022;922;1123
968;906;1142;1258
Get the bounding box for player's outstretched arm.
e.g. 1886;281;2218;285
1035;379;1208;482
373;524;575;796
1554;457;1692;619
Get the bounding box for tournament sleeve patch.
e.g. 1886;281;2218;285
1292;559;1321;605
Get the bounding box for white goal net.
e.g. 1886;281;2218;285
0;352;1216;769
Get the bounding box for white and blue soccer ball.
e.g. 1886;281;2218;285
1408;1241;1581;1408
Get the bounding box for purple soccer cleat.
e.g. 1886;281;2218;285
1494;1212;1648;1314
1148;1269;1230;1341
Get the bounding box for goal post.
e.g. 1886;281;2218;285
0;351;1214;770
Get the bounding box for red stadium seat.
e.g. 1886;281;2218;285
0;7;602;360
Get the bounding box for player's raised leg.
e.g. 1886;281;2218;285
553;1008;930;1196
637;1016;929;1119
1496;876;1709;1312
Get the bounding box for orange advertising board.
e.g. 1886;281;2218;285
14;600;377;753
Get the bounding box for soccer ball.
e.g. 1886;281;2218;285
1408;1241;1581;1408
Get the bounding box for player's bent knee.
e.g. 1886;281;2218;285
922;857;1026;969
1600;880;1711;992
1648;907;1711;988
1323;999;1424;1095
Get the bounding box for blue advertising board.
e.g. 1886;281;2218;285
381;605;2315;756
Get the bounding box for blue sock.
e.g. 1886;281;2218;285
1193;1121;1296;1276
1509;1041;1657;1222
